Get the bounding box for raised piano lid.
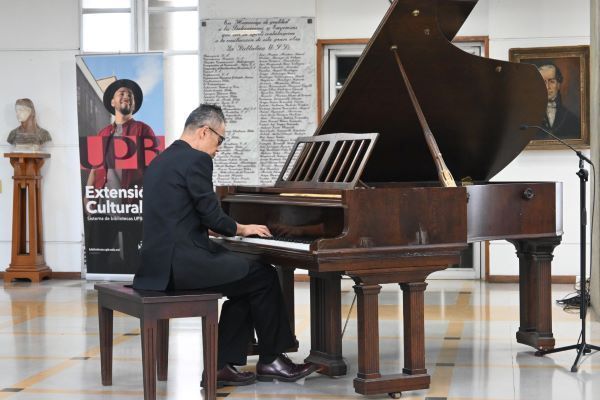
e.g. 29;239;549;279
316;0;547;183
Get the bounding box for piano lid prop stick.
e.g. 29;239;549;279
390;45;457;188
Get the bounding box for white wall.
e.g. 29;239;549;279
200;0;315;18
0;0;592;277
0;0;81;273
316;0;388;39
0;0;79;50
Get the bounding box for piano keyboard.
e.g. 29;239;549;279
219;235;312;251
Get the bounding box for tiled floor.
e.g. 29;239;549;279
0;279;599;399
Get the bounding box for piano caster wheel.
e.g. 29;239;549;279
388;392;402;399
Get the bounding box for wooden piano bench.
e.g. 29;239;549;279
94;283;222;400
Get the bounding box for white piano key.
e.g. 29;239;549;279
219;236;311;251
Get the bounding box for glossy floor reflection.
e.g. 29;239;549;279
0;279;598;399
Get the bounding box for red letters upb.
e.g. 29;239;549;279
79;136;165;170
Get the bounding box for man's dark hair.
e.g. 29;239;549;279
184;104;226;130
539;63;563;83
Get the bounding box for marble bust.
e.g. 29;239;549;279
6;98;52;152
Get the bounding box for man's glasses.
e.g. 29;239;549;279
206;126;225;145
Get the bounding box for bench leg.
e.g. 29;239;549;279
98;304;113;386
202;304;219;400
141;318;157;400
157;319;169;381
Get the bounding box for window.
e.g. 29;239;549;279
148;1;199;52
81;0;199;54
322;43;366;114
81;0;133;52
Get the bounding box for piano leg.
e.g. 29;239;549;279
352;281;430;396
509;236;562;351
400;282;429;376
305;271;347;376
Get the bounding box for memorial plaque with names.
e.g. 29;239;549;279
202;17;316;185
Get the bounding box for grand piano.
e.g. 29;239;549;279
215;0;563;397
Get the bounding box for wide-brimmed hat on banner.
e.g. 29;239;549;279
103;79;143;115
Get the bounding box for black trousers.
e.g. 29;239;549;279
201;261;296;368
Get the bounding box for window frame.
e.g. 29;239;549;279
80;0;200;54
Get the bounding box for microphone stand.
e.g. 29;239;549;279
521;125;600;372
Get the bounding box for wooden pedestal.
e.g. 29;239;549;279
4;152;52;283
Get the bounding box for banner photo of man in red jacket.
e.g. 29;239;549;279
76;54;165;279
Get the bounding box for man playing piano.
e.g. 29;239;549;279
133;104;317;387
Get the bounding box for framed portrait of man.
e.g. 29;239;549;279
509;45;590;149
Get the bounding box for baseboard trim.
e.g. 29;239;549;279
294;274;310;282
487;275;576;284
0;272;82;280
52;272;82;279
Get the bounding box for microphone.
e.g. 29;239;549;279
520;124;592;165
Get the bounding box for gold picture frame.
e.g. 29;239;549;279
509;45;590;149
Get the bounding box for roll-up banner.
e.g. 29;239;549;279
76;53;165;280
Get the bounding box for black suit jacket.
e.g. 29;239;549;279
132;140;249;291
542;97;581;140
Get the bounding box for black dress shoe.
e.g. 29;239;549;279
201;364;256;388
256;354;318;382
